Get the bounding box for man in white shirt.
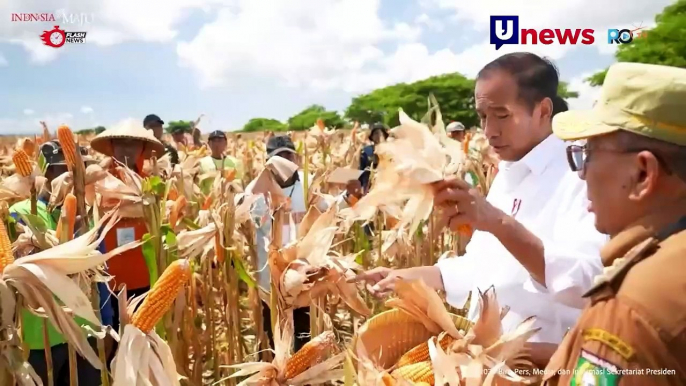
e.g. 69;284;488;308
354;53;607;361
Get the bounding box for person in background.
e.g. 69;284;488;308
143;114;179;165
171;125;189;150
198;130;244;194
246;135;355;356
90;123;165;333
353;53;607;366
542;63;686;385
9;141;113;385
358;123;388;193
446;121;468;142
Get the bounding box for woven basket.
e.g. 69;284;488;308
352;308;473;370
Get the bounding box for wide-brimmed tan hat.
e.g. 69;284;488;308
91;119;165;158
553;62;686;146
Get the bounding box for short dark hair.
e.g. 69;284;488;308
478;52;568;116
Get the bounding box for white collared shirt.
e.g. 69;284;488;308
436;134;608;343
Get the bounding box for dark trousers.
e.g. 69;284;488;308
28;338;101;386
261;301;311;356
110;286;150;334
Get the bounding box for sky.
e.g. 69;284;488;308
0;0;675;135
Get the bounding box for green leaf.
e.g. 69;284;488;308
141;233;159;287
181;217;200;230
143;176;165;196
231;256;256;288
18;213;48;234
37;151;47;175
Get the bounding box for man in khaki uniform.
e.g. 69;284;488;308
542;62;686;385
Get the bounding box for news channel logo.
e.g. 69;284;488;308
607;27;647;44
490;16;520;50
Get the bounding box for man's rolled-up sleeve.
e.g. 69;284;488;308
435;252;478;309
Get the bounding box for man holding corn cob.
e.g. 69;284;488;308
9;141;113;385
355;53;608;360
541;63;686;385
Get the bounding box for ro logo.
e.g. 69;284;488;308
491;16;519;50
608;27;646;44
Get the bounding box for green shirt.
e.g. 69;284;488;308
9;199;94;350
199;155;244;194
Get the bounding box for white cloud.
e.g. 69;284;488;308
0;0;231;62
566;70;604;110
81;106;94;114
177;0;421;89
0;112;75;135
23;109;35;116
415;13;444;32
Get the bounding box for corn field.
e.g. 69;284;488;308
0;99;542;386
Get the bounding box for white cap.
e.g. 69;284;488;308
446;122;465;133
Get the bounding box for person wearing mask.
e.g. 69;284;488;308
446;121;468;142
10;141;113;385
143;114;179;165
90;122;165;333
358;123;388;193
198;130;244;194
353;52;607;366
542;63;686;385
246;135;355;355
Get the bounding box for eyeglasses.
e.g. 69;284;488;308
566;144;673;174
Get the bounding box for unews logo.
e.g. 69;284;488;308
490;16;594;50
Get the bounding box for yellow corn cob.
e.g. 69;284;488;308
283;331;336;380
396;334;455;368
0;220;14;274
12;150;32;177
391;361;434;384
56;125;77;169
131;259;191;333
381;372;397;386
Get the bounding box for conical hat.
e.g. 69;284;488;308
90;119;165;159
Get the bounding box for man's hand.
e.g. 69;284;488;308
431;177;504;233
350;266;443;298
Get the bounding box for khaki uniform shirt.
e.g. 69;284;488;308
543;213;686;385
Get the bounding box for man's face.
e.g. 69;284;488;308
581;135;640;235
146;122;164;140
475;70;550;162
45;164;68;184
112;138;145;168
209;137;227;155
449;131;465;142
172;132;186;143
371;130;384;144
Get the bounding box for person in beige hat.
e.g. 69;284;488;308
91;119;165;173
446;121;468;142
542;62;686;385
90;120;166;336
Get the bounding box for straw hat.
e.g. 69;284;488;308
90;119;165;159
